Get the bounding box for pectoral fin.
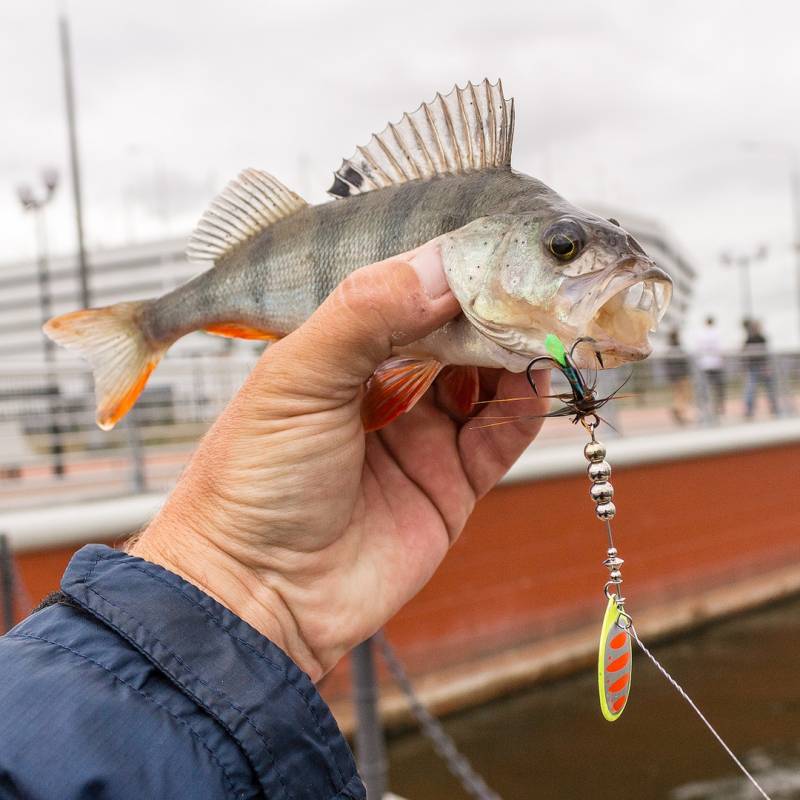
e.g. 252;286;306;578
437;365;480;418
362;357;443;432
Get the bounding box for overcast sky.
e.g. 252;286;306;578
2;0;800;346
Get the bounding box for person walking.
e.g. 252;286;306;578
695;316;725;421
665;328;692;425
742;319;780;418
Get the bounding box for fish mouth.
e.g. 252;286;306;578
578;266;672;367
455;257;672;372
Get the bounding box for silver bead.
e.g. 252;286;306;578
588;461;611;483
583;440;606;463
609;569;623;582
607;547;617;557
603;555;624;569
590;481;614;504
596;501;616;520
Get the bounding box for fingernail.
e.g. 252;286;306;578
408;244;451;299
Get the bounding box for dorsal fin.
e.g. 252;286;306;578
328;79;514;199
186;168;307;264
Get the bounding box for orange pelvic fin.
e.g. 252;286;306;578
43;301;165;431
203;323;282;341
437;365;479;417
362;356;443;432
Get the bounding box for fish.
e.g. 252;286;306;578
44;79;672;432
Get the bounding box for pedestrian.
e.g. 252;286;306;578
742;319;779;418
0;245;550;799
665;328;692;425
695;316;725;420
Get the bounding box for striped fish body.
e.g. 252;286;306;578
144;169;550;344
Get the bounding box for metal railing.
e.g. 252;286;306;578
0;354;255;510
0;350;797;511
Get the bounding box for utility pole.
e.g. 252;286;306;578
59;14;90;309
17;170;65;478
720;245;768;324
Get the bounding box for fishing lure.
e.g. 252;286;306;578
537;334;633;721
525;334;624;426
468;334;629;431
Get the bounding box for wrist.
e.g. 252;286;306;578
127;513;324;681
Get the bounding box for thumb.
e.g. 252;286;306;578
258;242;461;401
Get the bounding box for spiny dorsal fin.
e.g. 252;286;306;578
328;79;514;199
186;168;307;264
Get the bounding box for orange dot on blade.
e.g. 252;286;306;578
612;695;627;713
609;673;629;694
610;631;628;649
607;652;630;672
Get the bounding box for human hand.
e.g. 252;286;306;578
129;245;550;680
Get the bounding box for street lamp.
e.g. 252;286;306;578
720;244;768;323
17;168;65;478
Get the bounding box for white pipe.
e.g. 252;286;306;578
1;493;166;553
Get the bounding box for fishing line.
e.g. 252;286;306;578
630;626;772;800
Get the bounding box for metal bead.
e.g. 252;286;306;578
609;569;623;581
603;556;625;569
607;547;617;557
590;481;614;504
596;501;616;520
583;440;606;463
588;461;612;483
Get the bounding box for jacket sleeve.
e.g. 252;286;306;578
0;545;365;800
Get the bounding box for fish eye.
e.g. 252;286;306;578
546;221;584;262
550;233;576;259
608;217;620;227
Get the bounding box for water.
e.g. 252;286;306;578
387;597;800;799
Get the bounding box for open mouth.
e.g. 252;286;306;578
457;260;673;372
584;272;672;362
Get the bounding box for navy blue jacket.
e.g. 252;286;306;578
0;545;365;799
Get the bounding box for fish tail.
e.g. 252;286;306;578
43;300;166;430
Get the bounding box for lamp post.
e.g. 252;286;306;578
59;15;90;310
17;169;65;478
720;244;768;324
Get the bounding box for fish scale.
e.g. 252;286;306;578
43;79;671;432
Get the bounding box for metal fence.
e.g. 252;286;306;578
0;355;254;510
0;349;797;511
